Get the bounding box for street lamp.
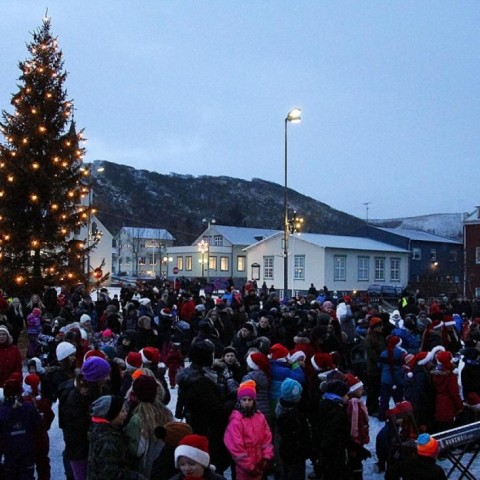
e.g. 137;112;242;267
202;217;216;228
283;107;302;300
198;239;209;280
288;211;304;298
162;255;174;277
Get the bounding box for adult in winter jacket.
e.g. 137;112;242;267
175;340;230;474
460;347;480;399
88;395;146;480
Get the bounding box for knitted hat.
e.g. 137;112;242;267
417;433;439;458
280;378;303;402
175;434;210;468
0;325;12;343
237;380;257;400
102;329;113;338
90;395;125;421
289;350;306;363
324;379;349;397
436;351;455;371
246;352;270;374
126;351;142;370
4;378;22;398
222;346;237;357
155;421;193;446
311;352;335;371
80;314;91;324
344;373;363;394
269;343;289;361
140;347;160;365
369;317;383;328
133;374;158;403
56;341;76;361
101;345;117;361
243;322;255;333
23;374;41;400
81;357;111;383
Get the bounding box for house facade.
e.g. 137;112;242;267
464;207;480;298
364;226;463;295
245;232;410;297
114;227;175;277
166;225;279;284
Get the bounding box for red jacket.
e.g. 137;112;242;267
0;343;23;387
431;370;463;423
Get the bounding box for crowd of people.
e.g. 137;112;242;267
0;282;479;480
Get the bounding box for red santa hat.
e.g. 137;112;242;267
84;349;107;362
126;351;143;370
387;335;402;350
467;392;480;411
160;307;172;317
23;373;41;401
436;351;456;373
289;350;306;363
311;352;335;371
269;343;289;362
246;352;270;375
140;347;160;365
344;373;363;394
175;434;210;468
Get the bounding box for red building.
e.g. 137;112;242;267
463;206;480;298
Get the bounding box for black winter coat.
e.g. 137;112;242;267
397;455;447;480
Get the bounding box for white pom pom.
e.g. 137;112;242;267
453;368;458;375
407;372;413;378
392;384;397;390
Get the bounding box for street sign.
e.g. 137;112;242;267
172;266;179;275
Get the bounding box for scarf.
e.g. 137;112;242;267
348;397;369;444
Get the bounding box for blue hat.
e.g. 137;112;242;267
81;356;111;383
280;378;303;402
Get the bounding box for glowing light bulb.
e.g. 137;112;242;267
22;138;28;144
31;108;37;114
32;162;40;170
38;126;46;133
51;204;58;210
7;175;14;182
30;193;38;201
46;92;52;99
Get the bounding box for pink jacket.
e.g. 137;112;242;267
224;409;273;479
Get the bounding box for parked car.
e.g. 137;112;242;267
367;284;400;298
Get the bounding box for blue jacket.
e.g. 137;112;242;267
378;346;405;386
269;360;305;403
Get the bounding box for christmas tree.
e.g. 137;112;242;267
0;15;92;294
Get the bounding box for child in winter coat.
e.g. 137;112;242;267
275;378;312;480
345;374;371;480
26;307;42;358
224;380;274;480
0;377;42;479
22;374;55;480
166;343;185;388
170;434;227;480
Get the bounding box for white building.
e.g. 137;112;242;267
244;232;410;296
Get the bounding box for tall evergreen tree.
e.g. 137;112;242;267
0;15;91;293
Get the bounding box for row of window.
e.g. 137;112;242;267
119;255;247;272
263;255;401;282
412;248;458;262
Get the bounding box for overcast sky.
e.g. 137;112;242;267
1;2;479;220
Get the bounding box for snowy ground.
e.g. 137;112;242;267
48;381;479;479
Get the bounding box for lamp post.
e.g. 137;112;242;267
283;108;302;300
162;255;174;278
288;211;304;298
198;239;209;280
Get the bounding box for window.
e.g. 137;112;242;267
390;258;401;282
374;257;385;281
430;249;437;261
237;256;246;272
264;256;274;280
358;256;369;281
334;255;346;281
412;248;421;260
185;256;192;271
209;256;217;271
294;255;305;280
202;236;211;245
220;257;229;271
476;247;480;264
176;257;183;270
213;235;223;246
138;257;146;265
149;255;156;265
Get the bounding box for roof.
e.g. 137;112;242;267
120;227;175;241
378;228;461;244
245;232;409;253
205;225;280;245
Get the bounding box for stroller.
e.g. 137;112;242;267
171;319;191;358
